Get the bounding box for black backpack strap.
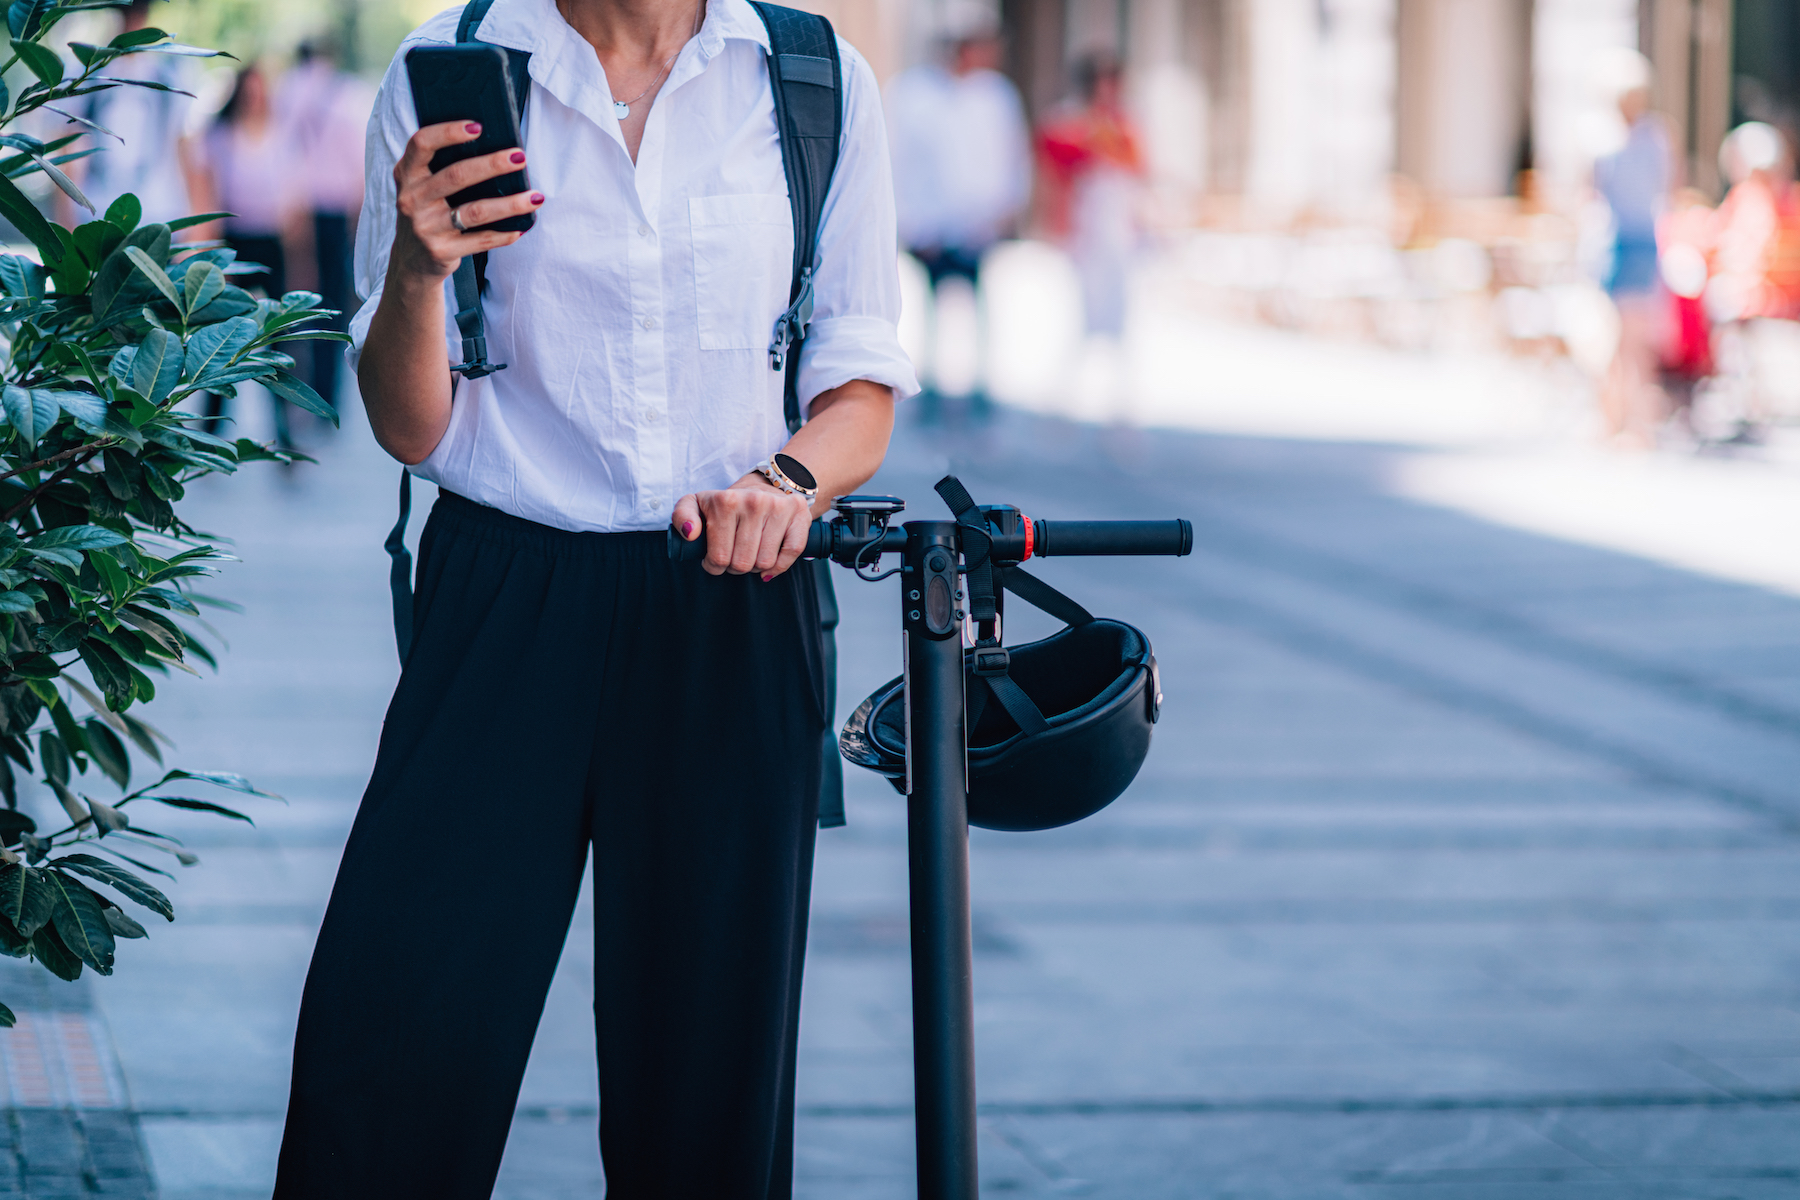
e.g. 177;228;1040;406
385;469;416;661
388;0;533;665
753;3;846;828
750;0;842;436
448;0;530;381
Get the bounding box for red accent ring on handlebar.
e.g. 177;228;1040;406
1020;512;1033;562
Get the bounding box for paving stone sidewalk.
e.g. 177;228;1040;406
0;395;1796;1199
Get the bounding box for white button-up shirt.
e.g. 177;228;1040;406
350;0;918;533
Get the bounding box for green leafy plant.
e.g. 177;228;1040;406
0;1;343;1023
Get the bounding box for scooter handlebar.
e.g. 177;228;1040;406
1032;519;1193;558
667;516;1192;563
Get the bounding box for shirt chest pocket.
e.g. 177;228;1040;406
689;193;793;352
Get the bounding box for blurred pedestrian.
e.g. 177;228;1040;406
886;6;1029;421
59;0;193;226
1038;53;1143;342
1592;52;1672;448
277;38;375;412
1704;122;1800;440
184;66;302;447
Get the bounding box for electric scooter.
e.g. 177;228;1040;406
672;481;1191;1200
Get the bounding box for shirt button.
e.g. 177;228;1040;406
645;407;662;422
642;316;656;330
638;224;651;237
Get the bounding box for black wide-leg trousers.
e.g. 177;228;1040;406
275;492;826;1199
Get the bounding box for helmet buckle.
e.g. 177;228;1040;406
970;645;1011;677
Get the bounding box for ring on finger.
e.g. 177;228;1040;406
449;205;468;234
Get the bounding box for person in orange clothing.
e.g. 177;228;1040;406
1711;122;1800;323
1037;53;1144;339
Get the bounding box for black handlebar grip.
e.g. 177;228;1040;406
1033;519;1193;558
666;520;834;562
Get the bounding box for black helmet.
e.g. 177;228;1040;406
840;575;1162;832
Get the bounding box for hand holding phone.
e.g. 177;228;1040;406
406;45;537;233
382;47;545;285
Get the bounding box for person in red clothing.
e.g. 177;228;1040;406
1037;53;1144;340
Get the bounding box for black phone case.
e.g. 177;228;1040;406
405;44;535;234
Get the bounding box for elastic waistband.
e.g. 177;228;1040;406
429;490;665;560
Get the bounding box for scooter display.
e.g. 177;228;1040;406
671;477;1191;1200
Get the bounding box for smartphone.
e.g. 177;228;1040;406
405;44;535;234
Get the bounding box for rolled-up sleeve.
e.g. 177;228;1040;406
346;21;461;375
795;43;920;411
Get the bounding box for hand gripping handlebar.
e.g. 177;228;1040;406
666;505;1192;565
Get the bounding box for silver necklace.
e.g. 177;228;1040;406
609;1;704;119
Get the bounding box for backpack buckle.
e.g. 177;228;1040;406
767;266;815;372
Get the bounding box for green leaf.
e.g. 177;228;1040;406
0;1000;15;1026
47;389;107;435
0;591;36;615
156;769;279;799
0;863;52;935
42;872;112;973
124;245;181;311
264;372;338;426
131;328;181;404
0;809;33;848
77;642;132;711
13;40;64;87
91;223;170;327
50;854;169;919
28;919;81;980
103;907;144;938
29;525;128;553
183;315;258;385
166;211;231;232
2;384;57;447
116;713;164;765
0;171;61;265
182;260;223;317
7;0;55;41
8;652;60;681
103;193;140;234
37;730;67;786
86;798;127;835
0;254;45;298
146;795;252;824
82;720;127;788
49;780;86;829
109;25;168;49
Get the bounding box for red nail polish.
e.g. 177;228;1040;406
530;192;545;204
681;521;693;537
465;122;482;134
761;573;774;583
510;150;526;164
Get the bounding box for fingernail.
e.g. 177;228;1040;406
761;573;774;583
530;192;545;204
510;150;526;164
681;521;693;537
465;122;482;134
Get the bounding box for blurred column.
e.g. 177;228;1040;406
1642;0;1731;196
1129;0;1207;194
1243;0;1321;217
1317;0;1397;224
1531;0;1639;211
1396;0;1533;199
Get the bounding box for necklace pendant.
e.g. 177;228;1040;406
613;100;631;119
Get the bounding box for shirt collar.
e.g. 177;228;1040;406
470;0;772;60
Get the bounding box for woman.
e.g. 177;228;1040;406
1037;53;1144;341
272;0;914;1195
1592;53;1672;447
185;65;301;444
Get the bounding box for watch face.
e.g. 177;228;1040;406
774;453;817;491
